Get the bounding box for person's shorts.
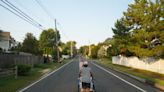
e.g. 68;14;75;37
82;82;90;89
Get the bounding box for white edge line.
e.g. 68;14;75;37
18;59;74;92
91;62;147;92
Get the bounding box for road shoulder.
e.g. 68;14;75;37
91;60;164;91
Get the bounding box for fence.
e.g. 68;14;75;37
112;56;164;74
0;54;44;68
0;67;17;78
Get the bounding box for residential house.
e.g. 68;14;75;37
0;30;16;51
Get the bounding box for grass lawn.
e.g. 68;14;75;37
0;59;70;92
95;58;164;86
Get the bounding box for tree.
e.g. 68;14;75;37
21;33;40;55
112;18;132;37
111;18;133;56
39;28;60;55
79;45;89;57
89;44;99;58
123;0;164;58
61;41;77;57
10;42;22;52
97;46;108;58
111;0;164;58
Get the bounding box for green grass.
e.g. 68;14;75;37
96;58;164;86
0;59;70;92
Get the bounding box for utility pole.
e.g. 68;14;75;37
70;41;73;58
88;40;91;58
54;19;60;62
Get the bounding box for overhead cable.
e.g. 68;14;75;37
35;0;54;19
0;0;44;30
0;3;43;30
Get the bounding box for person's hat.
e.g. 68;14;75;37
83;61;88;65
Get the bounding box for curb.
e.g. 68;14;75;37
94;61;164;91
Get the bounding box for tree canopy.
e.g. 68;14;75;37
39;28;60;55
110;0;164;58
21;33;41;55
79;0;164;59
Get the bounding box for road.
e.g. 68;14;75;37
19;56;161;92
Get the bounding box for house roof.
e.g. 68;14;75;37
0;32;10;41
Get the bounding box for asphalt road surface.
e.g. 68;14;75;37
19;56;161;92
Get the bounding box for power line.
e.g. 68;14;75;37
0;3;43;30
1;0;43;29
34;0;54;19
57;23;70;40
34;0;72;43
5;0;42;27
13;0;46;25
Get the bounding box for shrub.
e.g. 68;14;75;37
34;64;48;69
17;64;32;76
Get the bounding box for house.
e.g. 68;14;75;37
0;30;16;51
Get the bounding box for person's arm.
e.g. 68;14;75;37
90;72;93;77
90;68;93;78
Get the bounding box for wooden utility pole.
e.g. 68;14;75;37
70;41;73;58
88;41;91;57
54;19;60;62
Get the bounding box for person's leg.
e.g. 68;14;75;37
82;82;87;92
86;88;90;92
85;83;90;92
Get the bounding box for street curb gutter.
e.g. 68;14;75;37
93;61;164;91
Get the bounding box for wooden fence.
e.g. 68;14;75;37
0;54;44;68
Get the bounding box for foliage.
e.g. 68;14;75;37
90;45;99;58
10;42;22;52
110;0;164;58
112;18;132;37
97;45;109;58
17;64;32;76
61;41;76;55
79;0;164;58
79;45;89;57
107;45;119;57
21;33;41;55
39;28;60;55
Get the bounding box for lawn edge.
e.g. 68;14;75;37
16;58;74;92
92;60;164;91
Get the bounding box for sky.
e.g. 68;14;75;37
0;0;133;48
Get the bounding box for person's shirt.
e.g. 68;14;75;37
80;67;91;83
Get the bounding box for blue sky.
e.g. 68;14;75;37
0;0;133;48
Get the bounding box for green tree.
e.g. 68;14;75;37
10;42;22;52
39;28;60;55
79;45;89;57
111;18;133;56
61;41;77;56
21;33;40;55
89;44;99;58
112;18;132;37
111;0;164;58
123;0;164;58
